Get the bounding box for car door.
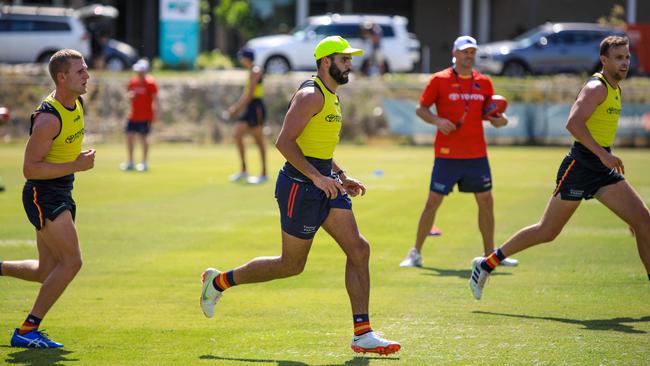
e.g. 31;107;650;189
537;31;575;73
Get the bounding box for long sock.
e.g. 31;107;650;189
0;261;3;276
647;274;650;281
212;270;236;292
481;248;506;273
353;314;372;336
19;314;42;334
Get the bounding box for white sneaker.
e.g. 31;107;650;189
500;257;519;267
229;172;248;182
399;248;422;267
200;268;223;318
469;257;490;300
136;162;148;172
246;175;268;184
351;331;401;355
120;162;134;171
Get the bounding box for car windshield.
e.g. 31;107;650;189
513;26;547;47
291;23;312;40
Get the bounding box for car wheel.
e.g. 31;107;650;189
37;51;57;64
105;57;127;71
502;61;527;77
264;56;291;74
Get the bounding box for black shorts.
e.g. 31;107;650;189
238;99;266;128
553;142;624;201
429;157;492;195
125;120;152;135
275;159;352;240
23;180;76;230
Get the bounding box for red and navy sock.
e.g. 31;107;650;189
353;314;372;336
19;314;42;335
212;270;236;292
481;248;507;273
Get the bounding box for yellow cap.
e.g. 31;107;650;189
314;36;364;60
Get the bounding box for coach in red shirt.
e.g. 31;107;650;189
399;36;518;268
121;58;158;172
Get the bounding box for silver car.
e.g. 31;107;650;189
476;22;629;77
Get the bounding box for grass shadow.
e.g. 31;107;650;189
419;266;513;279
199;355;399;365
474;311;650;334
2;347;78;366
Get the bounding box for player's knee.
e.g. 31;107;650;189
284;259;306;276
537;224;561;243
348;238;371;264
61;255;83;275
424;195;442;211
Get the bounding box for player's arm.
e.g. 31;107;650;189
332;160;365;197
23;113;95;180
228;68;262;116
276;88;345;199
415;104;456;135
566;80;624;174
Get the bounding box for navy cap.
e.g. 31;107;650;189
237;48;255;61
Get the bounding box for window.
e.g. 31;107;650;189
313;24;361;39
3;18;70;32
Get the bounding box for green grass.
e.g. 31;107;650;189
1;143;649;365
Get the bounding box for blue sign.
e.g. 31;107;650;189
160;0;199;67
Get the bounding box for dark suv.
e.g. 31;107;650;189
476;22;631;77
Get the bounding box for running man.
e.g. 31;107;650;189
200;36;400;355
121;58;158;172
1;49;95;348
470;36;650;300
399;36;518;268
225;48;268;184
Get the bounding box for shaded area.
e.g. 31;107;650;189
199;355;399;365
419;266;513;279
3;347;78;366
474;311;650;334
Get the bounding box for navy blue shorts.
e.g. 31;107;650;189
553;142;624;200
429;157;492;195
238;99;266;128
275;171;352;240
125;120;152;135
22;182;76;230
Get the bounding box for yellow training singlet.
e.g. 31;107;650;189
31;92;85;163
244;72;264;99
582;72;621;147
295;77;342;159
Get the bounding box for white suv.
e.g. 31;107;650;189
246;14;420;74
0;5;90;64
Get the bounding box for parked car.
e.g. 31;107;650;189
0;5;91;63
0;5;137;70
245;14;420;74
475;22;631;77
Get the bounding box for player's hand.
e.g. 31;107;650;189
313;175;346;199
76;149;96;171
488;113;508;127
436;118;457;135
342;176;366;197
598;151;624;174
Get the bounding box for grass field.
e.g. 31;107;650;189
1;142;649;365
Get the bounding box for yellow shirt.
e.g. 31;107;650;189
31;92;85;163
295;77;342;159
244;73;264;99
582;72;621;147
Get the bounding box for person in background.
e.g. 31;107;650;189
121;58;158;172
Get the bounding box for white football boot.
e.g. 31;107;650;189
200;268;223;318
500;257;519;267
469;257;490;300
351;331;401;355
229;172;248;182
399;248;422;268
